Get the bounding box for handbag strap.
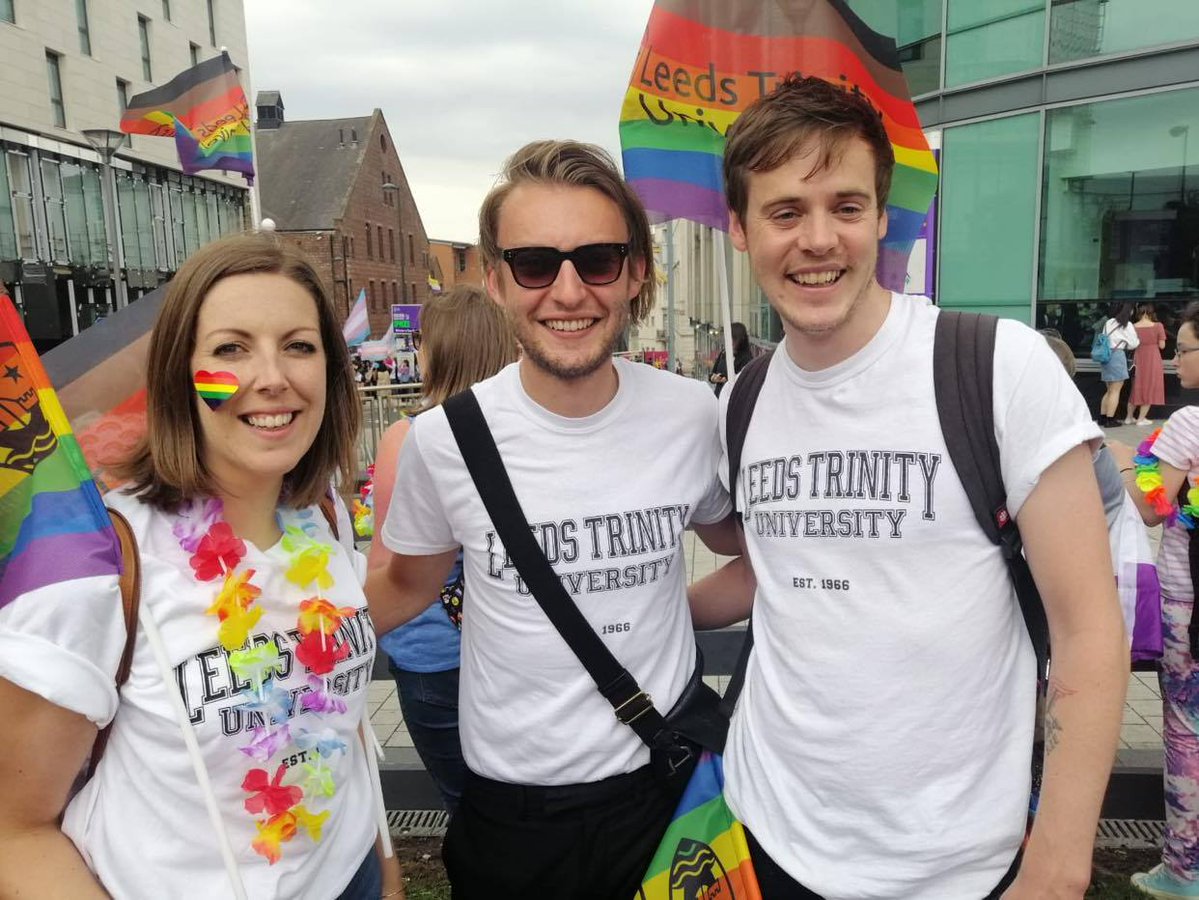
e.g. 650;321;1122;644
442;389;672;751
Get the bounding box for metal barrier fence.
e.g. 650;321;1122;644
357;382;423;475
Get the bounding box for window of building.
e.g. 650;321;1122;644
348;236;354;258
381;135;387;152
206;0;216;45
75;0;91;55
847;0;941;96
5;151;36;260
939;113;1041;319
945;0;1044;88
161;0;170;21
392;281;398;303
388;228;395;262
377;225;384;260
369;280;375;310
190;42;200;67
408;233;415;264
1049;0;1199;65
138;16;152;81
1037;86;1199;354
62;161;104;267
40;158;70;263
46;51;66;128
456;248;467;272
410;282;417;301
0;152;18;261
0;0;13;25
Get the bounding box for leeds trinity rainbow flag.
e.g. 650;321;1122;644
0;296;120;610
637;751;760;900
619;0;938;291
120;52;255;183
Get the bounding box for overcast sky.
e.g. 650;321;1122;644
244;0;656;243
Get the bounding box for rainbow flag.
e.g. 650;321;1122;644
638;751;760;900
0;296;120;610
120;52;255;183
618;0;938;292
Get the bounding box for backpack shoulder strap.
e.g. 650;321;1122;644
933;310;1049;678
726;351;774;515
720;351;774;717
318;494;339;541
87;507;141;778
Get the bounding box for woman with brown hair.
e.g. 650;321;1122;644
1126;303;1168;426
367;284;518;816
0;233;402;899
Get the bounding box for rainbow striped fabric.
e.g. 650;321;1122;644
193;370;239;410
120;52;255;183
0;296;120;610
638;751;761;900
619;0;938;291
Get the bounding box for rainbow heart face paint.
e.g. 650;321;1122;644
194;370;240;410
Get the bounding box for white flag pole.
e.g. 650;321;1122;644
715;227;735;380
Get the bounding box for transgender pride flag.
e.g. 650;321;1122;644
618;0;938;292
342;289;369;347
0;295;120;609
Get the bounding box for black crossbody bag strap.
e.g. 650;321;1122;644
934;310;1050;680
717;351;773;719
442;389;671;750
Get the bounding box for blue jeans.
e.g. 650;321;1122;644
390;664;465;815
337;848;380;900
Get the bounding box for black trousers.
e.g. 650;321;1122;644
745;828;1022;900
443;762;690;900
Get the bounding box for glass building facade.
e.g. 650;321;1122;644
736;2;1199;361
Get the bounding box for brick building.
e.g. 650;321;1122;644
429;238;483;290
255;95;433;338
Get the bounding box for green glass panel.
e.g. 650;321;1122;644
62;162;90;265
0;151;16;261
939;113;1041;324
849;0;942;95
116;173;140;269
946;0;1044;87
1050;0;1199;65
1038;87;1199;352
82;167;106;265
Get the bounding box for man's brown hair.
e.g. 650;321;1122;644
478;140;656;325
114;232;361;509
419;284;519;408
723;74;895;222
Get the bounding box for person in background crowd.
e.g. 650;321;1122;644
1126;303;1168;427
1112;301;1199;899
1099;302;1141;427
368;284;519;815
708;321;753;397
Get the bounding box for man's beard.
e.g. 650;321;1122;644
509;305;630;381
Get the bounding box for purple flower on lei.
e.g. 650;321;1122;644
172;496;223;553
300;674;348;716
241;724;292;762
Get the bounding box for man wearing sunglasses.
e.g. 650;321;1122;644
366;140;737;899
696;75;1128;898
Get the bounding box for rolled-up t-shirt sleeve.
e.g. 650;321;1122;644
379;418;458;556
0;574;125;726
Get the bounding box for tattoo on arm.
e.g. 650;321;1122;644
1043;677;1078;755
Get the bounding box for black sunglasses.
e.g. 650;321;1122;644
501;243;629;289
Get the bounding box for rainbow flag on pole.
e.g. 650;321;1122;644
638;751;760;899
618;0;938;291
0;296;120;610
120;52;255;183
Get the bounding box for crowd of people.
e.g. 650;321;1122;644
0;72;1195;900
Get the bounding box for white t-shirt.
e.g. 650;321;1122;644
0;490;377;900
718;295;1100;900
381;358;731;785
1147;405;1199;601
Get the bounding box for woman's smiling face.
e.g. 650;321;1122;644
190;272;327;498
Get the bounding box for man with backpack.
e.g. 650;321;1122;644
706;74;1129;898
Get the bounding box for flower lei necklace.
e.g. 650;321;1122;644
174;497;355;864
1132;429;1199;529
